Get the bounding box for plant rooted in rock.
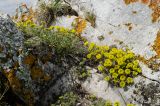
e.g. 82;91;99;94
84;42;142;88
16;20;86;55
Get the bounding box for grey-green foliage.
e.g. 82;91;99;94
17;22;86;55
51;92;78;106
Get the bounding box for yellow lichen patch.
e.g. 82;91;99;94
30;66;44;80
23;55;36;66
3;69;35;105
3;69;22;93
123;0;138;5
153;30;160;57
75;17;87;34
30;66;51;81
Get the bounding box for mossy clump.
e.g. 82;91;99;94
16;20;86;55
84;42;142;88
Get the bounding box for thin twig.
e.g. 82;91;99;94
63;0;71;6
0;85;9;101
117;89;127;106
140;74;160;84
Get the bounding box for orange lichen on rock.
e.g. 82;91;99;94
124;0;160;23
3;69;34;105
137;55;160;71
123;0;139;5
75;17;87;34
3;69;22;93
23;54;36;66
149;0;160;22
153;30;160;57
30;66;51;81
141;0;150;4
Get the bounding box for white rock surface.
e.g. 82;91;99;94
45;0;160;105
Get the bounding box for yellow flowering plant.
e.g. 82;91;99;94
16;20;86;55
84;42;142;88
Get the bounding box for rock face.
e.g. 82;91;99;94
0;13;78;106
54;0;160;105
0;13;23;71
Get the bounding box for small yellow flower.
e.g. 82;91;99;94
118;69;124;74
127;77;133;84
104;76;110;81
117;59;124;65
88;42;95;51
84;41;89;46
114;101;120;106
26;20;32;25
104;52;109;57
59;27;66;32
54;26;60;30
112;73;118;79
132;71;138;76
96;54;102;59
70;29;76;33
133;60;139;65
136;68;142;73
108;54;114;60
114;65;120;70
104;46;109;51
120;75;126;81
116;53;123;58
97;65;104;71
87;53;92;59
48;26;54;30
125;69;131;75
120;81;126;88
109;68;115;74
126;63;133;68
104;59;112;67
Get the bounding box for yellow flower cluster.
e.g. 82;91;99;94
16;20;76;34
105;100;136;106
84;42;142;88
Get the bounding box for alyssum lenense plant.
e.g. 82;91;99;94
16;20;86;55
84;41;142;88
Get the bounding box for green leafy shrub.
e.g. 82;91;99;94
16;20;86;55
84;42;142;88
